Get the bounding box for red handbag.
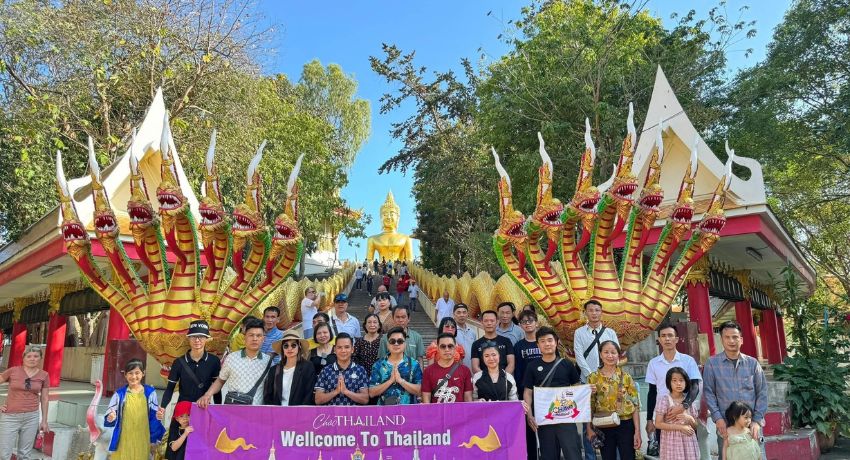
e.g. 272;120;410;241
34;430;55;456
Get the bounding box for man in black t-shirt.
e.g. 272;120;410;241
470;310;515;373
158;320;221;420
523;327;582;460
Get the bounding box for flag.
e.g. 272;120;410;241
533;384;592;426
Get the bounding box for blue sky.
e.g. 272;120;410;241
258;0;789;262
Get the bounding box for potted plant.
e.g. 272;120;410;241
773;267;850;452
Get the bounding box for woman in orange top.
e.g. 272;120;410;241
425;317;466;365
0;345;50;460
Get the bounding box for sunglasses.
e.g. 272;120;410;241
388;338;406;346
25;377;31;390
439;344;455;350
282;342;300;350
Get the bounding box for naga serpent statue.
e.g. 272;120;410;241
493;105;734;354
56;112;305;375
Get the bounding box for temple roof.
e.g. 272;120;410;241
625;67;815;290
0;88;200;305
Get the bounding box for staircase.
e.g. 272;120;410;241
346;274;438;345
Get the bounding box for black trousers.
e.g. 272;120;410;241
538;423;581;460
526;423;538;460
598;418;635;460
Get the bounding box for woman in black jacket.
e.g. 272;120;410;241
263;331;317;406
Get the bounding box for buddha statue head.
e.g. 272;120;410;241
380;191;400;232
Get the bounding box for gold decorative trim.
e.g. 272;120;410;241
685;257;711;286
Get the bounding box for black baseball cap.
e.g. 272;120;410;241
186;320;211;338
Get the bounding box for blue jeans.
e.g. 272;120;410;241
583;427;598;460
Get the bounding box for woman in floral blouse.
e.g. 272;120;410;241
587;340;641;460
353;314;382;377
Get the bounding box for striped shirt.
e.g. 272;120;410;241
703;352;768;424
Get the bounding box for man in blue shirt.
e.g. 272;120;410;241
315;333;370;406
260;306;284;364
704;320;768;460
495;302;524;345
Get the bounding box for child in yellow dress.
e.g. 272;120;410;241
723;401;761;460
105;359;165;460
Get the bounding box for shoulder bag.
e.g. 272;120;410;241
178;356;204;390
583;326;607;359
224;357;273;405
539;358;564;387
433;362;461;395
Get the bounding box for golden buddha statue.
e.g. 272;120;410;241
366;191;414;261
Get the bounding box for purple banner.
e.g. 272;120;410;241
187;401;526;459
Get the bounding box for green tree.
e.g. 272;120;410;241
372;0;753;274
370;45;501;274
0;1;371;263
721;0;850;297
0;0;271;242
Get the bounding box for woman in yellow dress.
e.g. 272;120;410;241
587;340;642;460
104;359;165;459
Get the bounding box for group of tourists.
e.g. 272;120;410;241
0;290;768;460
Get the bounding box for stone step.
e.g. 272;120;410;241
347;276;438;346
763;405;792;436
764;428;820;460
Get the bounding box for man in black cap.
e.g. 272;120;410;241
158;319;221;419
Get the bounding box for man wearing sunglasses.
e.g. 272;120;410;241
378;306;425;365
369;327;422;405
421;334;473;404
514;310;545;459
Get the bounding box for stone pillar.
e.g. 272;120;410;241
102;307;130;381
9;322;27;367
43;313;67;386
735;300;758;357
761;309;782;364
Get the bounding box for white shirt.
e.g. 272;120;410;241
573;324;619;382
355;268;363;279
279;366;295;406
455;323;477;368
435;298;455;323
301;297;317;328
408;285;419;298
645;351;702;401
